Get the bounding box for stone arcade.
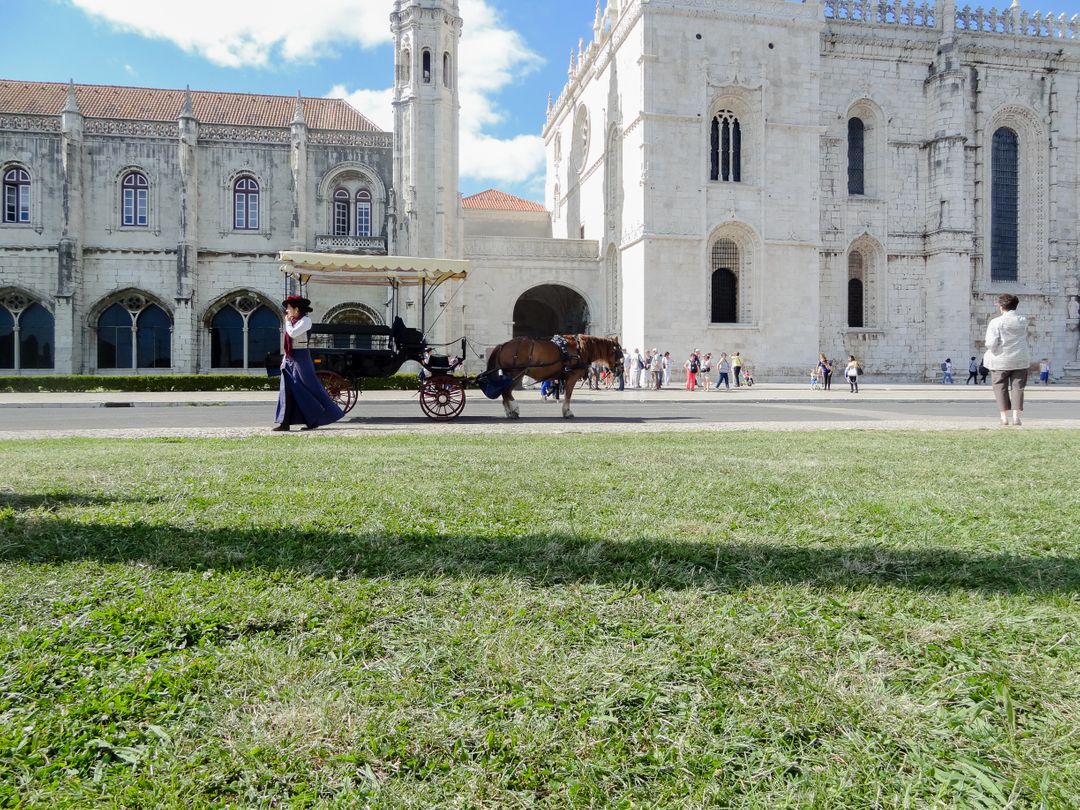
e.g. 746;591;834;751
3;0;1080;379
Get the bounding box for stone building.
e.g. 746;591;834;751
5;0;1080;379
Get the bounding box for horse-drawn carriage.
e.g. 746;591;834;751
272;251;470;420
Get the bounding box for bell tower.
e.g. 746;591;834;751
391;0;462;259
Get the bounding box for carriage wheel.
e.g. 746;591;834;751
419;375;466;421
317;370;357;414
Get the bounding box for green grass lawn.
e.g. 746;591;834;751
1;432;1079;808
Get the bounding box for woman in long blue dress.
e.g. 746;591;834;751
272;297;345;431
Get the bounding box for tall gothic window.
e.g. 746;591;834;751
710;239;739;322
3;167;30;223
710;112;741;182
847;117;865;195
233;176;260;230
848;252;865;328
356;190;372;237
333;189;350;236
422;50;432;83
122;171;149;227
991;127;1019;282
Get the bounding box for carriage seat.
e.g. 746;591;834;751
391;316;426;353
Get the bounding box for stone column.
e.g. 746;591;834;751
923;14;973;377
56;81;83;373
290;93;308;251
175;88;199;372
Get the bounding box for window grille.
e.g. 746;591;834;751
710;112;741;182
991;127;1019;282
848;118;865;195
710;239;739;322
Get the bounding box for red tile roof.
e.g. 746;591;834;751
0;80;382;132
462;188;547;212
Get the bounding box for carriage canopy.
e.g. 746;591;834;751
277;251;468;287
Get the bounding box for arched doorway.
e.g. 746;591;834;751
513;285;590;338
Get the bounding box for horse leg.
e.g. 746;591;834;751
562;372;582;418
502;389;520;418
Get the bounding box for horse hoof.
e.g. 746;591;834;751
563;412;575;419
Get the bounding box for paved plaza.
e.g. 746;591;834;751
1;382;1077;439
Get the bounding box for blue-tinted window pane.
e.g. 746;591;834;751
20;303;54;369
247;306;281;368
991;127;1019;282
211;306;244;368
136;304;171;368
0;307;13;368
98;303;133;368
848;118;865;195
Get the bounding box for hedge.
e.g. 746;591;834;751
0;373;422;394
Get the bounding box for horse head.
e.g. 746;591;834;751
580;335;623;371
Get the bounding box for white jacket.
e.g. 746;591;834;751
983;310;1030;371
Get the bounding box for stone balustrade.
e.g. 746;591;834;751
822;0;1080;39
313;234;387;254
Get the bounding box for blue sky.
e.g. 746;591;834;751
2;0;1078;202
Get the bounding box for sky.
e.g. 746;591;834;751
0;0;600;201
1;0;1079;202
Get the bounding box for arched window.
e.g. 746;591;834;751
710;239;739;322
97;303;134;369
422;50;432;83
136;305;171;368
991;127;1019;282
333;188;350;236
122;171;149;226
233;176;260;230
97;297;172;369
355;189;372;237
848;118;865;195
328;306;378;350
710;112;741;182
401;49;411;85
0;294;55;369
443;52;452;88
3;167;31;223
209;296;280;369
847;278;864;328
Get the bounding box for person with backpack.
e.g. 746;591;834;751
940;358;954;384
966;356;979;384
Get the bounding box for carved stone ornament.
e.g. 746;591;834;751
308;131;394;148
0;115;61;133
122;294;147;313
84;119;176;138
233;295;259;314
1;292;30;313
201;125;290;144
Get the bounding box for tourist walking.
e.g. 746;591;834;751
845;355;860;393
1039;357;1051;385
649;349;662;389
818;354;832;390
662;352;672;387
966;356;979;384
979;357;990;384
272;296;345;432
715;352;731;390
732;352;744;387
983;293;1030;426
940;358;954;384
631;348;643;388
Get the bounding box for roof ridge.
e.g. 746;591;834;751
0;78;338;103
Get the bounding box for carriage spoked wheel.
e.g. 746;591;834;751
316;370;358;414
419;375;466;421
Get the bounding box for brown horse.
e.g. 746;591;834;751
486;335;623;418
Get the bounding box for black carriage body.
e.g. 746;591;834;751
305;318;427;381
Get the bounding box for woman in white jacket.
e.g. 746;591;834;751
983;293;1030;426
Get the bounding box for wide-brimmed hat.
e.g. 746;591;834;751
281;295;312;314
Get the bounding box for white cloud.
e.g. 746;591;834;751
68;0;393;68
72;0;547;189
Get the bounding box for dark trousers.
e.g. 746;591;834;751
734;367;743;387
967;371;978;384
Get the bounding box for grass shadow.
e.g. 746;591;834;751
2;516;1077;595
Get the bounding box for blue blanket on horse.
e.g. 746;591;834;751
475;369;516;400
